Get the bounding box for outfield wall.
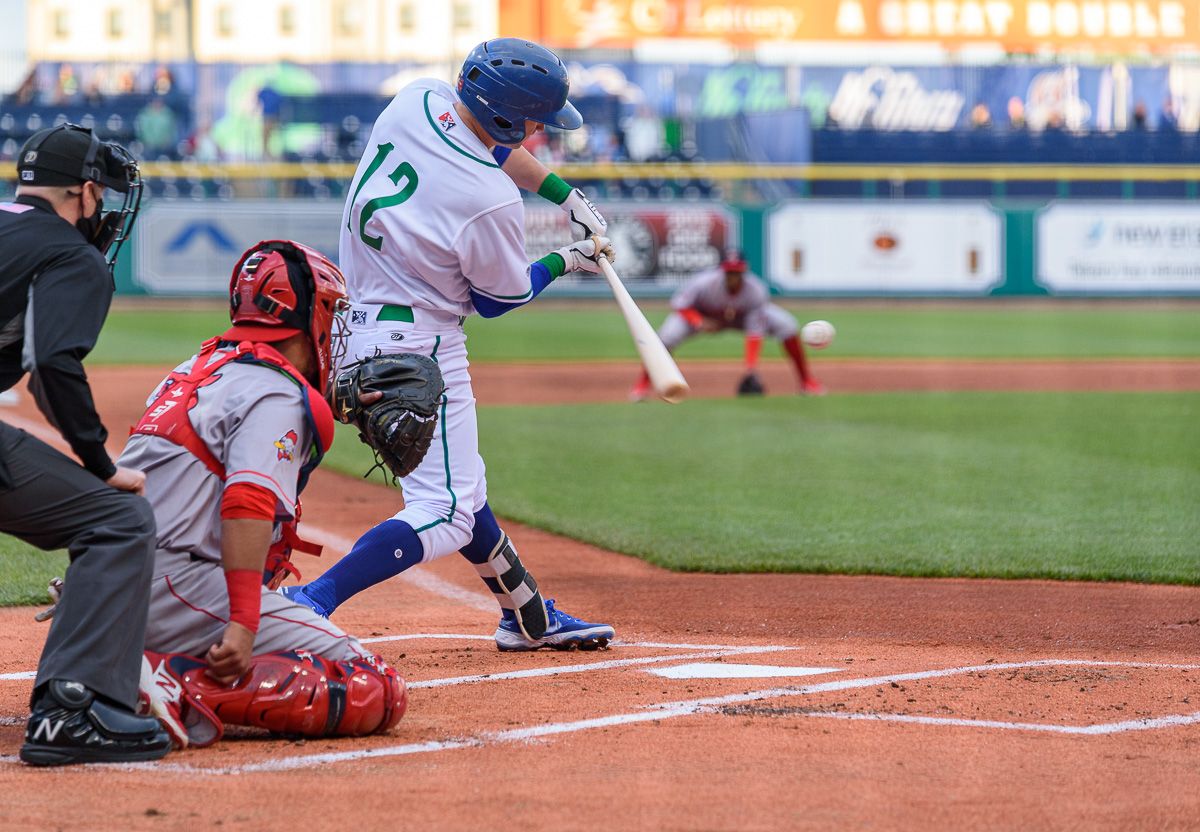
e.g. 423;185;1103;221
117;195;1200;298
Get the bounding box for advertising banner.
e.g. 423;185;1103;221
131;199;735;296
767;202;1003;293
1038;203;1200;293
524;201;739;294
134;199;344;294
503;1;1200;55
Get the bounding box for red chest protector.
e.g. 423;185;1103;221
131;338;337;585
131;337;335;487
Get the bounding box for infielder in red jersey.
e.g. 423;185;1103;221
630;250;824;400
121;240;406;749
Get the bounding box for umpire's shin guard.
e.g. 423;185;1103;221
472;534;548;640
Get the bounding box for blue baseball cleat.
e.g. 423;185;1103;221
495;599;614;651
279;584;331;619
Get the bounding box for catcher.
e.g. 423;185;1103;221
117;240;440;748
630;250;824;400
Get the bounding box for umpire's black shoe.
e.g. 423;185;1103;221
19;680;172;766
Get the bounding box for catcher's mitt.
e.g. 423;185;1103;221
332;353;445;481
736;372;765;396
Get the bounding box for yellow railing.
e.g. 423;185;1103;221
111;161;1200;182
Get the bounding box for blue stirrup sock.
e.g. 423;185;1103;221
459;502;502;564
302;519;424;615
459;503;548;639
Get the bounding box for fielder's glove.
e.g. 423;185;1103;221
331;353;446;481
736;372;766;396
553;234;615;275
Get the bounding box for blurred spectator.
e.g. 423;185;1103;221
82;81;103;108
1132;100;1148;130
116;70;136;94
54;64;80;104
182;120;220;162
969;101;992;129
258;84;283;158
1043;110;1064;132
624;105;665;161
1006;96;1026;130
135;98;178;157
12;68;37;106
152;66;174;96
1161;95;1179;131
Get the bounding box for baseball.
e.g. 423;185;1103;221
801;320;836;350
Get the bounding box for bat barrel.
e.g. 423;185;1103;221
597;255;690;404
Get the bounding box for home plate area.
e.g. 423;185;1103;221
118;635;1200;775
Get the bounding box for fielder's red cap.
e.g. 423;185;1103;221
720;248;747;273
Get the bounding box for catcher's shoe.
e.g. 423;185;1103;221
495;599;614;652
280;584;332;618
138;653;223;749
801;378;827;397
20;680;172;766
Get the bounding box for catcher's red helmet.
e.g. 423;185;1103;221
222;240;348;395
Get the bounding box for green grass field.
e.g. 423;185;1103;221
0;537;67;607
93;302;1200;365
2;302;1196;607
320;392;1200;584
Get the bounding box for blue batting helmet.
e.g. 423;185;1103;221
457;38;582;145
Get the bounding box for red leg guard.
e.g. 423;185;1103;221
152;650;406;742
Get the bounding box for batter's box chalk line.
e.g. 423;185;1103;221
1;657;1193;775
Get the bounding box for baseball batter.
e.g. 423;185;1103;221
120;240;405;749
630;250;825;400
285;38;615;650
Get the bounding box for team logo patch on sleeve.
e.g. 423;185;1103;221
438;111;456;131
274;429;299;462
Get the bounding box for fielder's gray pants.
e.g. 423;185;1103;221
0;422;156;710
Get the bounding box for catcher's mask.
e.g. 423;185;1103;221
222;240;349;396
17;122;142;270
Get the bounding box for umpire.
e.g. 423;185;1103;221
0;124;169;765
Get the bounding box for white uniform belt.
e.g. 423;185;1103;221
349;302;465;332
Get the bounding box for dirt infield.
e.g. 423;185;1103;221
1;360;1198;831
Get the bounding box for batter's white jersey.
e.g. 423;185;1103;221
339;79;531;315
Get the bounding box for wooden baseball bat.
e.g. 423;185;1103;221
596;253;689;403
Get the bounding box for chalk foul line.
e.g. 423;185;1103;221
772;709;1200;735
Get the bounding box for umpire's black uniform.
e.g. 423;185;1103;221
0;124;168;765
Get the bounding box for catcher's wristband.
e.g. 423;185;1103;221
224;569;261;632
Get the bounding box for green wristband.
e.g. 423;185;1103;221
537;173;573;206
537;252;567;278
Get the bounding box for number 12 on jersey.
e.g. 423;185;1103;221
347;142;419;252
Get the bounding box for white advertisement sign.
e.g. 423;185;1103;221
1038;203;1200;293
135;200;344;294
768;202;1002;293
